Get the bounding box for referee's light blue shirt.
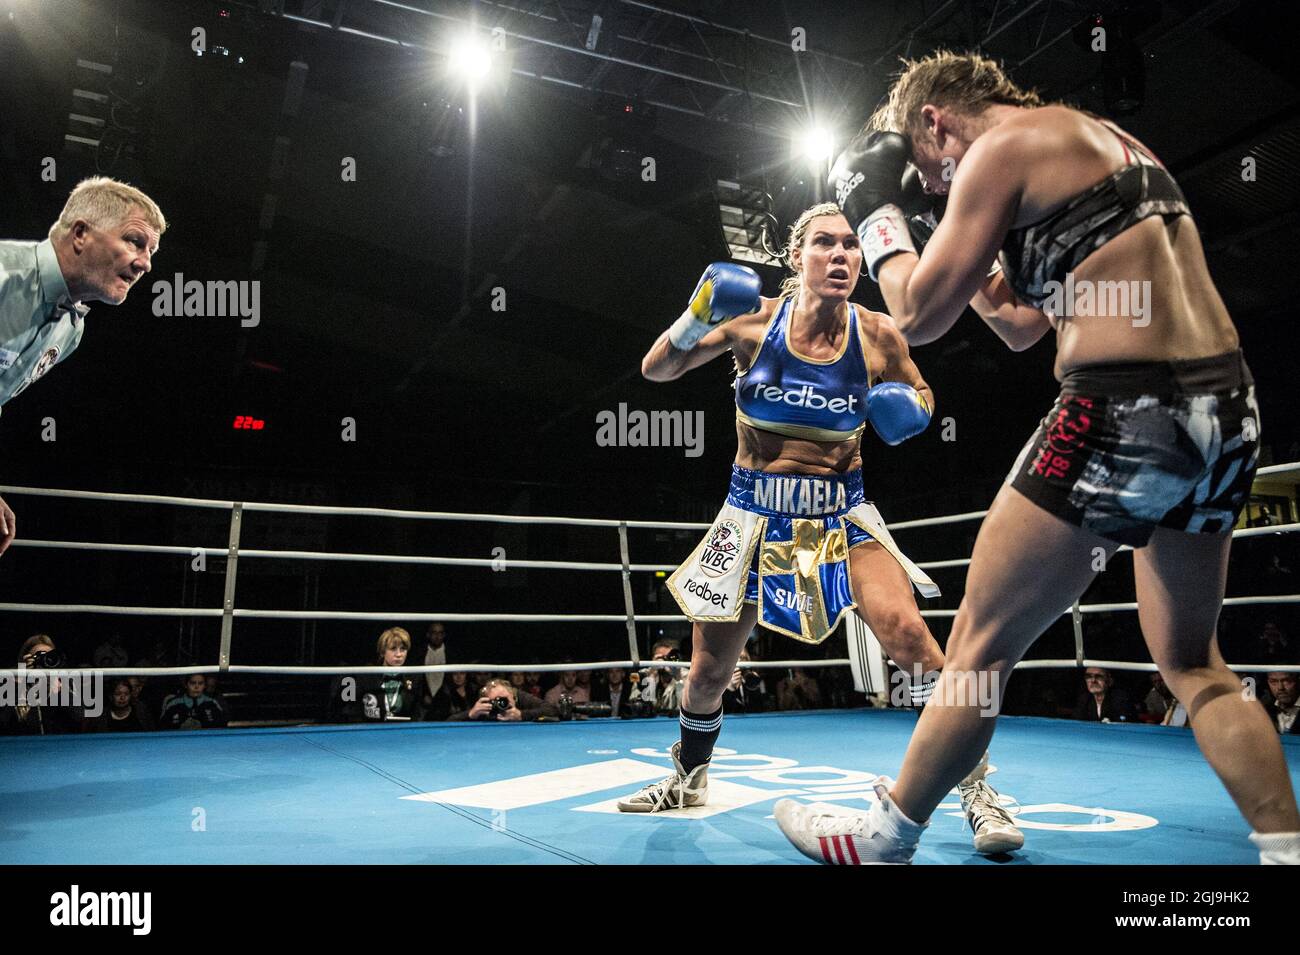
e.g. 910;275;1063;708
0;238;88;414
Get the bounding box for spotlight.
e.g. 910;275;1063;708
447;32;492;87
798;125;835;165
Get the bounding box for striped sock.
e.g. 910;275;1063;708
678;706;723;773
909;670;939;707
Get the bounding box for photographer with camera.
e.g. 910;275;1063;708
453;678;557;722
627;639;687;718
543;669;590;706
722;648;769;714
0;634;83;735
591;667;632;718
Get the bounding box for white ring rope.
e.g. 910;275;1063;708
2;467;1297;679
0;659;852;677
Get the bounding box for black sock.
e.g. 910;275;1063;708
678;706;723;772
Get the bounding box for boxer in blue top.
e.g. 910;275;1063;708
617;201;1023;856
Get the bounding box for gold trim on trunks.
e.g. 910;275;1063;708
758;518;849;644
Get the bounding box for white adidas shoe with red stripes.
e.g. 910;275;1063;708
774;777;926;865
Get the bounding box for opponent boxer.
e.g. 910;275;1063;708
777;50;1299;864
0;176;165;556
617;200;1023;855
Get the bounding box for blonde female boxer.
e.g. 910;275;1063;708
616;201;1023;856
776;50;1300;864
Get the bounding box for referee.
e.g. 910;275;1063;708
0;176;166;556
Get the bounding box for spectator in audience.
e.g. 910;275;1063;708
160;674;228;729
1256;622;1291;665
508;671;529;697
544;669;590;706
203;673;230;721
1071;667;1140;723
777;667;823;711
84;679;151;732
590;667;631;718
125;676;156;730
723;649;769;713
422;623;447;704
355;627;421;721
92;633;129;669
1264;671;1300;735
646;639;686;715
1249;504;1280;528
0;635;82;735
1141;672;1174;723
523;671;544;698
452;678;557;722
575;669;591;692
425;671;478;721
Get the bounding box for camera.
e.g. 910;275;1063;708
489;695;511;717
556;695;613;721
27;649;65;669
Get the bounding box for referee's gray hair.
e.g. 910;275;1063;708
49;176;167;242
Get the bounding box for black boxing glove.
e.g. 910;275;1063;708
829;132;915;280
897;165;1002;281
899;163;939;246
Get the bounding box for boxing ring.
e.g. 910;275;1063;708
1;467;1298;865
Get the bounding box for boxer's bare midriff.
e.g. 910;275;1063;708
734;421;862;475
1049;215;1240;380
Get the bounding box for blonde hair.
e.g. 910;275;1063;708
480;678;518;701
49;176;167;242
777;201;848;302
376;627;412;659
868;49;1045;139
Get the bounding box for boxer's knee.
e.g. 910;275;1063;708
870;606;939;672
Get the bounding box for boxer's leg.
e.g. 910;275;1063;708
1135;526;1300;847
888;483;1115;824
617;607;757;812
849;541;945;703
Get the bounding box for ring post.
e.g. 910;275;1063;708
1071;599;1085;668
219;503;244;672
617;522;641;668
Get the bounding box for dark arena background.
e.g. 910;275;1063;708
1;0;1298;920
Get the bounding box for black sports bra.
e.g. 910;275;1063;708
998;120;1190;310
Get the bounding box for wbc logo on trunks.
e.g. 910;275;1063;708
700;519;743;578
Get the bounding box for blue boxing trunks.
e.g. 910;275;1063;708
667;465;939;644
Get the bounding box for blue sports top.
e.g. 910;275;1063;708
734;297;872;442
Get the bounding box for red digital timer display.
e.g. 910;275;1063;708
232;415;266;431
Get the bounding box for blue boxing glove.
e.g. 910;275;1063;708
668;262;762;351
866;381;931;446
